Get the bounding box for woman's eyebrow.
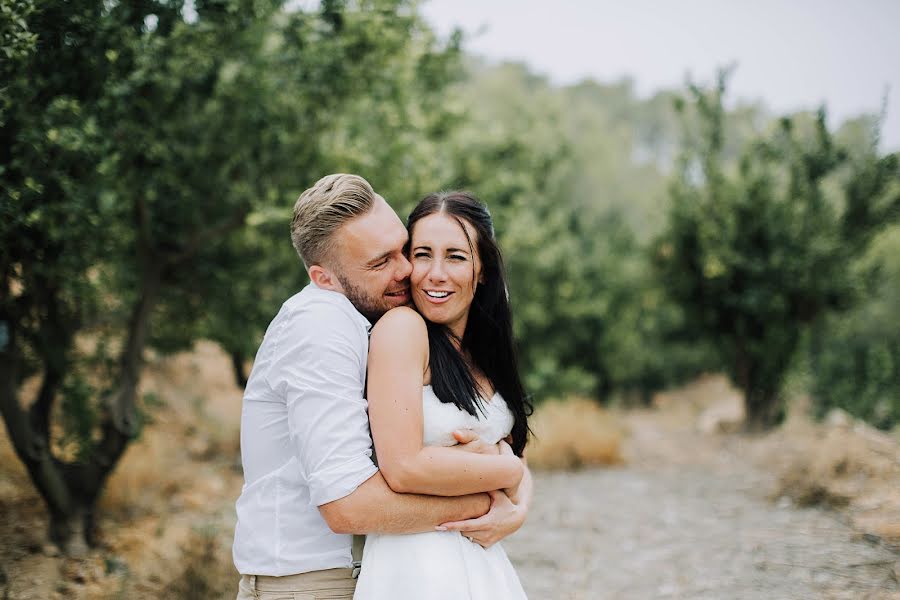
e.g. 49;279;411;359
412;244;470;254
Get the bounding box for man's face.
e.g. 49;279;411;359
332;198;412;322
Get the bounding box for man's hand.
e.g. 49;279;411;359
436;489;524;549
450;429;501;455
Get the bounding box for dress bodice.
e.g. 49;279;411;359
421;384;514;448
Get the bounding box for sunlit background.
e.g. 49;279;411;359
1;1;898;598
424;0;900;151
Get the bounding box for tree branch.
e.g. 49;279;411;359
0;332;73;517
93;259;162;477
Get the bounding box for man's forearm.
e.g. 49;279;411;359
319;471;491;535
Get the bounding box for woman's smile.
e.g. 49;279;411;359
422;289;454;303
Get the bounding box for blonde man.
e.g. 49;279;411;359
233;174;531;599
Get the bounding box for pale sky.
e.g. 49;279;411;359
421;0;900;151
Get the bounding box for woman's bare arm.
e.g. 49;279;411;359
367;307;523;496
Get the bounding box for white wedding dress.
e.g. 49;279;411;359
353;385;528;600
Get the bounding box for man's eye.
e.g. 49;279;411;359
372;260;388;269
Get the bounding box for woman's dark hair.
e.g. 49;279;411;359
407;191;532;456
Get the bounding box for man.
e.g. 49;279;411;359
233;174;532;599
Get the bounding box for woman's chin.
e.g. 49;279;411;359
412;302;446;325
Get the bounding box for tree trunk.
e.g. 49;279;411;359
47;501;92;557
742;384;785;432
231;350;248;389
0;266;161;552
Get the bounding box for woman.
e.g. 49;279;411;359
353;192;531;600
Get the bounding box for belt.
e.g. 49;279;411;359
351;534;364;579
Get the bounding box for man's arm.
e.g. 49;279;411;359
275;301;491;535
319;471;491;535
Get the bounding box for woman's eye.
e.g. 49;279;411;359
413;252;430;259
449;255;466;261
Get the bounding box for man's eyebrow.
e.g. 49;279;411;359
366;251;392;266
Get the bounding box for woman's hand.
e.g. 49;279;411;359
436;489;523;549
450;429;501;455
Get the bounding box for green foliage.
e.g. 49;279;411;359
656;71;900;429
0;0;38;125
0;0;463;543
810;229;900;429
435;63;717;403
59;372;97;461
3;4;898;548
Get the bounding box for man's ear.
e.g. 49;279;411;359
309;264;342;292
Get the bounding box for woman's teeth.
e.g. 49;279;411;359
425;291;450;298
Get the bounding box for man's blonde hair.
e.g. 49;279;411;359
290;174;378;268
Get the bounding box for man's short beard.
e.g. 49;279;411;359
336;272;388;323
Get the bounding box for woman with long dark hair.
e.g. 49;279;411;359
353;192;532;599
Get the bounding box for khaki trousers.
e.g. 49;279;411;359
236;568;356;600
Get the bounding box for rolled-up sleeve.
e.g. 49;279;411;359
266;302;378;507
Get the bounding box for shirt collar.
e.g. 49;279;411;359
308;281;373;333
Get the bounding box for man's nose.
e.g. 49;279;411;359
396;254;412;280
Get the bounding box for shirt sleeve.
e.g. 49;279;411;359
266;301;378;507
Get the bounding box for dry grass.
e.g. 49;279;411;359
98;428;185;519
100;341;242;519
526;397;626;470
0;341;244;599
763;415;900;543
163;524;238;600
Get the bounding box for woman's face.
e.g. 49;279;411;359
410;212;482;339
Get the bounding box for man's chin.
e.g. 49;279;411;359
385;292;410;307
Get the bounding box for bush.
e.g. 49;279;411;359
810;229;900;430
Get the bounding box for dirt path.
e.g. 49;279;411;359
2;355;897;599
504;413;899;599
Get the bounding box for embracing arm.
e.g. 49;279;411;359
367;307;523;496
275;299;491;536
319;471;490;535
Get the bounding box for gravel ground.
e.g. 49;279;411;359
504;416;899;600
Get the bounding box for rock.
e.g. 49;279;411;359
825;408;854;428
42;543;60;558
60;558;86;583
697;399;745;434
187;437;211;460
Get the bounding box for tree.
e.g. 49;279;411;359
655;72;900;430
434;63;717;403
0;0;459;551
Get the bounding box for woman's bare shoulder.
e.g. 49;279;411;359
370;306;427;342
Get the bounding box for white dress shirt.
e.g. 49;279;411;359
232;283;378;576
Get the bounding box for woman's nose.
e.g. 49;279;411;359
428;260;447;282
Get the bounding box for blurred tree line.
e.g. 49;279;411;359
1;0;898;549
